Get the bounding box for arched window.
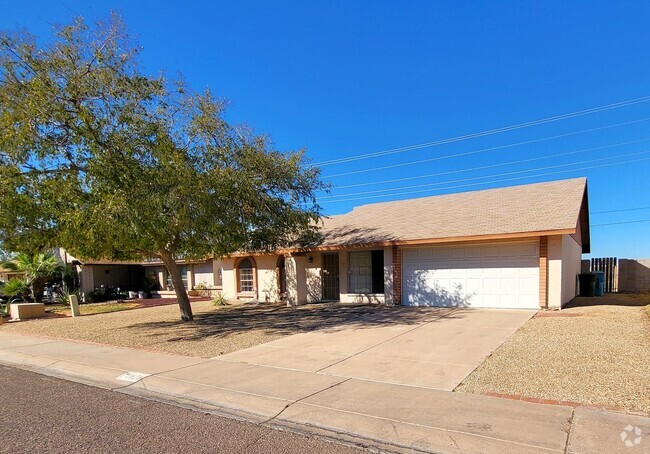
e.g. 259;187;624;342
238;258;255;293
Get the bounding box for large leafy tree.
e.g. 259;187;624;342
0;15;324;321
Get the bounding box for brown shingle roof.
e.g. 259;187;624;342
318;177;589;248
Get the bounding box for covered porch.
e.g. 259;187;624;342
220;246;394;306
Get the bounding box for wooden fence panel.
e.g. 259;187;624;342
589;257;618;292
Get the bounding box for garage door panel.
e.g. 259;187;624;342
465;278;482;293
465;247;482;258
518;277;538;293
500;278;517;291
404;250;419;261
403;242;539;309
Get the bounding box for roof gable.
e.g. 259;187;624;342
318;177;589;248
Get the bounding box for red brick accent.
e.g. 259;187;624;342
539;236;548;308
482;392;639;414
392;245;402;305
535;312;581;318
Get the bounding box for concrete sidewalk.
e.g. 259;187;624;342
0;332;647;453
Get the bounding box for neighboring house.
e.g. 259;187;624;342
57;251;222;299
0;268;24;282
65;177;590;309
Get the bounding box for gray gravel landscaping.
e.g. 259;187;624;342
456;293;650;415
0;300;407;358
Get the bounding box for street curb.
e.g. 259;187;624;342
0;358;398;453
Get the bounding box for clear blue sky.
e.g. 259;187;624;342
2;1;649;258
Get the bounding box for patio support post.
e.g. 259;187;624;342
285;255;308;306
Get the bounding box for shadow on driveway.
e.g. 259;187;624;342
127;302;470;342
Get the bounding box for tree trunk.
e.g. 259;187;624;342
32;277;45;303
159;250;194;321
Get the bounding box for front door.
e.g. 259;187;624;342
321;253;340;301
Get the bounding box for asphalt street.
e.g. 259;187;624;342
0;365;364;454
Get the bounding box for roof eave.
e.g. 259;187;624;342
273;228;577;254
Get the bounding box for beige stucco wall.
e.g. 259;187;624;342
547;236;563;308
220;258;236;300
220;255;280;302
283;255;308;305
256;255;280;303
192;261;214;288
561;234;582;305
548;234;582;308
79;265;94;296
305;252;322;303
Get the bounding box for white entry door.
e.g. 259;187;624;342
403;242;540;309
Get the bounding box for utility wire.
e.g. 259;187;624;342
591;206;650;214
319;150;650;200
323;117;650;178
592;219;650;227
326;137;650;191
314;95;650;166
318;156;650;204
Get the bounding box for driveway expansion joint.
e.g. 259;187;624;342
563;408;575;454
0;339;59;350
260;377;352;426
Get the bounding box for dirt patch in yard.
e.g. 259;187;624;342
456;293;650;415
0;300;420;358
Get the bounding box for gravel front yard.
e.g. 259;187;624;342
0;300;395;358
456;293;650;414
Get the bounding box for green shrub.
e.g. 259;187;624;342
212;293;229;306
53;285;79;306
1;277;30;302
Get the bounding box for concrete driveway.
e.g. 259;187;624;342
219;307;534;391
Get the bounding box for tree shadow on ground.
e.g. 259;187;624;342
124;302;472;342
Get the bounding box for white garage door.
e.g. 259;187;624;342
403;242;540;309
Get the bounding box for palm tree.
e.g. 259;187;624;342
2;252;64;303
1;277;31;303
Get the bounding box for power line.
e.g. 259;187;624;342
326;137;650;191
592;219;650;227
322;117;650;178
314;95;650;167
592;206;650;214
319;150;650;200
318;156;650;204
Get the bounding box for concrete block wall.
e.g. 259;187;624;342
618;259;650;292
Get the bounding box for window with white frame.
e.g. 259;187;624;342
238;258;254;292
348;250;384;294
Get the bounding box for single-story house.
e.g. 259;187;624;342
58;253;221;299
70;177;590;309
